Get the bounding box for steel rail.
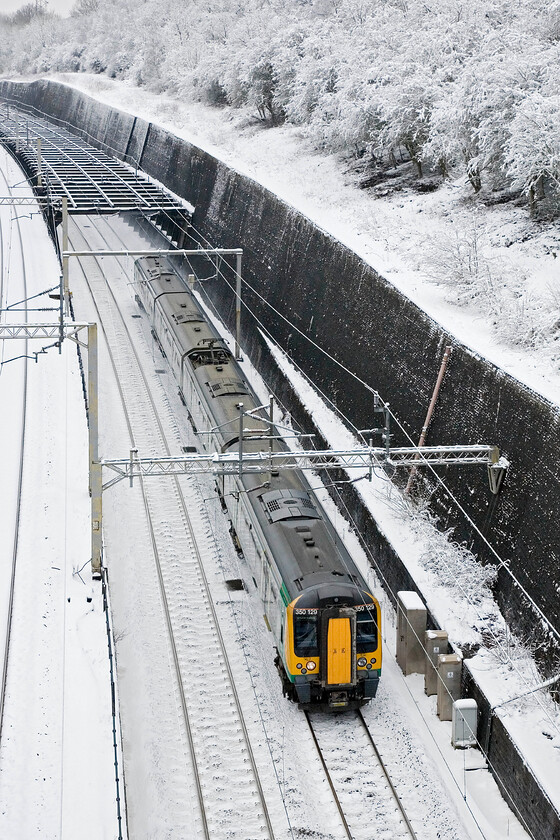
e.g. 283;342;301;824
90;213;277;839
72;215;275;840
356;710;418;840
305;710;418;840
68;221;209;839
303;711;354;840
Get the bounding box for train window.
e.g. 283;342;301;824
294;614;318;657
356;610;378;652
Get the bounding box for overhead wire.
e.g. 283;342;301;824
11;92;557;836
129;207;554;723
19;97;545;830
211;263;554;833
175;230;547;838
0;283;60;312
3;99;552;828
269;340;560;736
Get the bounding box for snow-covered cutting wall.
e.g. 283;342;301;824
2;78;558;839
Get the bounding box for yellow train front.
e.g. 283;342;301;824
280;583;382;710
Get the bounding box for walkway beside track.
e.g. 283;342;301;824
0;102;188;216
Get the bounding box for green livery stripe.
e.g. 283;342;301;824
280;583;290;607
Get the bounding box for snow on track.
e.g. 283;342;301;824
0;147;117;839
306;710;415;840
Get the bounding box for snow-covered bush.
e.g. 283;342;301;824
419;531;498;608
424;219;497;301
423;217;560;355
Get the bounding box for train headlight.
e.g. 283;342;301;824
306;661;316;671
357;657;367;667
370;657;377;664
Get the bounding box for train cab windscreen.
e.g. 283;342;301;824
294;613;319;656
356;609;378;652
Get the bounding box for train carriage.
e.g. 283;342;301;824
134;256;382;709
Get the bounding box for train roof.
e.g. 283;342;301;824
136;255;192;297
134;256;370;605
241;470;368;602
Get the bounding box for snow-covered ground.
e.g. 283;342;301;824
1;73;559;839
0;146;118;838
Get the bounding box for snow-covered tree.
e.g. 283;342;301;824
0;0;558;214
506;82;560;209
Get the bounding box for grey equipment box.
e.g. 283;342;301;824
424;630;449;696
436;652;463;721
396;591;427;676
452;699;478;748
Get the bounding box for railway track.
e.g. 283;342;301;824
305;709;418;840
82;213;477;840
68;215;280;840
89;211;449;840
0;150;29;743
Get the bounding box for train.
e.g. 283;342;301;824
134;255;382;710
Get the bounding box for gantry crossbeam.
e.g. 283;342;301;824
101;444;508;490
0;322;90;341
0;196;49;206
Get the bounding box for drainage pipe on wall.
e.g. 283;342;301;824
405;344;453;495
